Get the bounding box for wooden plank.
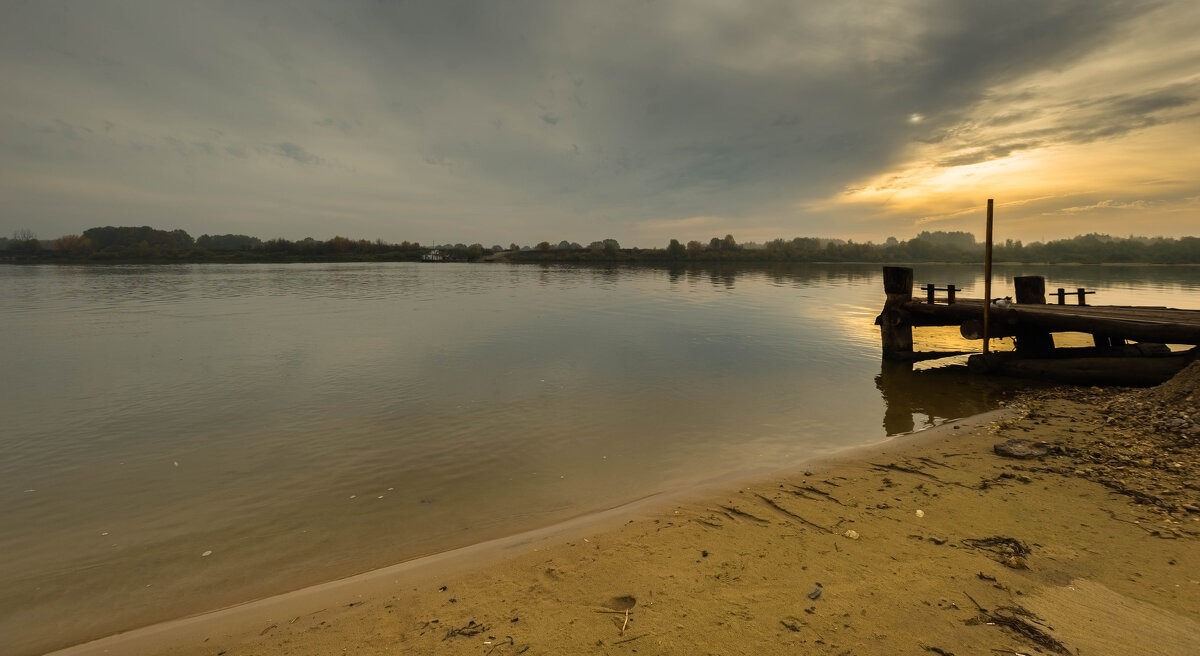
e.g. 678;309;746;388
1010;306;1200;345
968;351;1193;386
900;299;1200;345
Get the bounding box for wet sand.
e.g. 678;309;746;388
52;372;1200;656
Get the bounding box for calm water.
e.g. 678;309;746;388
2;262;1198;654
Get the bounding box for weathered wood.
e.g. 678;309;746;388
1011;276;1053;353
1010;306;1200;345
960;319;1019;340
1013;276;1046;304
878;266;1200;383
904;299;992;326
922;284;960;304
883;266;913;295
900;299;1200;345
1053;287;1095;305
983;199;994;353
1092;334;1125;349
968;349;1194;387
879;267;914;360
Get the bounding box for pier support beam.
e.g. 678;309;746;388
1012;276;1055;354
879;266;914;360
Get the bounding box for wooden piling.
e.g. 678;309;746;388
1012;275;1054;354
1013;276;1045;304
879;266;914;360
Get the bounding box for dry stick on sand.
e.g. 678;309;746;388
753;493;834;533
621;609;629;635
787;484;846;505
870;462;975;489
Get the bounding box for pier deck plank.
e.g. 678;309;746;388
900;299;1200;345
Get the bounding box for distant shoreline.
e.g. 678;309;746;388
4;257;1200;267
4;227;1199;265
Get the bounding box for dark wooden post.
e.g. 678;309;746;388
946;285;958;304
982;199;994;354
1013;276;1046;304
925;283;936;304
1056;288;1067;305
1012;275;1054;353
1076;288;1088;306
879;266;914;360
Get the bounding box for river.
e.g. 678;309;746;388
2;261;1198;655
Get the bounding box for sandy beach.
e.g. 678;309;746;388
52;363;1200;656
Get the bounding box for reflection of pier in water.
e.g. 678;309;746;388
875;361;1014;436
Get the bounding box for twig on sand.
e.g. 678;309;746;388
718;505;770;524
871;462;973;489
916;456;955;469
485;636;515;655
443;620;488;640
621;609;630;634
787;484;846;505
963;592;987;613
753;493;833;533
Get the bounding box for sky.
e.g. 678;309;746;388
2;0;1198;248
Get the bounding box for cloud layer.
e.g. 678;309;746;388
2;0;1197;245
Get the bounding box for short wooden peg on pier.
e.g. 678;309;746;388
923;283;959;304
1054;287;1095;306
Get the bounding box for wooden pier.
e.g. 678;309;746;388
876;266;1200;384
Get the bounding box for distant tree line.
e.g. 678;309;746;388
508;230;1200;264
2;226;433;262
3;226;1199;264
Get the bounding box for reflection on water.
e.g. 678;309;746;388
875;361;1021;435
1;262;1198;655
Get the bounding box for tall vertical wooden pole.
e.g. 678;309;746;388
982;199;994;354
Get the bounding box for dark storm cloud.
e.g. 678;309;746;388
0;0;1195;243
